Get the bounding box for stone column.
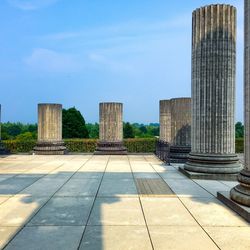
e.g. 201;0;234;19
230;0;250;206
159;100;171;143
170;98;191;162
34;104;66;155
95;102;127;155
159;98;191;163
183;4;242;177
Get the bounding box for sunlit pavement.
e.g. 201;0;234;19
0;154;249;250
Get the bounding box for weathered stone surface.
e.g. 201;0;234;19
184;4;242;175
95;102;127;155
227;0;250;208
34;104;66;155
159;98;191;163
159;100;171;143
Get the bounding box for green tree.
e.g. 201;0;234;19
123;122;135;138
235;122;244;138
16;132;36;141
86;123;99;138
139;125;147;134
62;107;89;138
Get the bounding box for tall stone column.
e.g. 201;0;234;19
34;104;66;155
159;100;171;143
230;0;250;207
170;98;191;162
183;4;242;178
95;102;127;155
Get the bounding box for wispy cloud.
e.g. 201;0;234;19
7;0;59;10
24;48;82;73
41;14;191;41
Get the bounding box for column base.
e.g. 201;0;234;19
94;141;127;155
33;141;66;155
184;153;242;172
179;166;239;180
230;170;250;206
170;145;191;163
217;191;250;223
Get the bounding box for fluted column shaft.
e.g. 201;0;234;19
159;98;191;163
96;102;127;155
185;4;241;174
230;0;250;206
34;103;66;155
99;103;123;142
171;98;191;147
159;100;171;142
38;104;62;142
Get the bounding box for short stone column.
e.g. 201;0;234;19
183;4;242;178
0;105;8;154
95;102;127;155
159;98;191;163
159;100;171;143
33;104;66;155
170;98;191;162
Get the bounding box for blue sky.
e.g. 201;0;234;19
0;0;244;123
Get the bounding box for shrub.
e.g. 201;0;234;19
2;138;244;154
2;138;157;153
64;139;97;152
3;140;36;153
124;138;157;152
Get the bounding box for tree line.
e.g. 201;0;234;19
0;107;244;140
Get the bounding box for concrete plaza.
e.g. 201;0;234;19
0;154;249;250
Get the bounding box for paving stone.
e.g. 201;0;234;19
181;197;249;226
0;195;49;226
141;197;197;225
194;180;231;196
204;226;250;250
88;197;145;225
0;227;20;249
79;226;152;250
149;226;218;250
4;226;84;250
72;172;103;179
0;177;39;195
134;173;160;179
19;177;68;197
103;172;133;179
55;178;100;197
29;197;94;226
98;178;138;197
159;171;187;179
0;196;11;205
165;179;213;198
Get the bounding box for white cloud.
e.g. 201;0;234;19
7;0;59;10
24;48;82;73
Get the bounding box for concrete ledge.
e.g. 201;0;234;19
179;167;238;180
217;191;250;223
